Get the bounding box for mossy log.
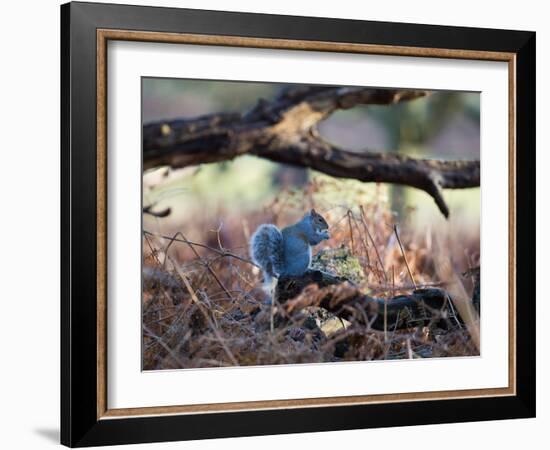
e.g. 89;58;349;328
275;269;463;331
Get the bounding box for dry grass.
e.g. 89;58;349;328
142;178;480;370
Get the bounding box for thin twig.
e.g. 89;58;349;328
154;231;234;300
143;230;258;268
143;323;186;368
170;258;239;366
214;222;225;251
350;214;370;265
359;205;387;282
393;224;417;289
161;232;181;269
347;210;355;255
143;233;162;267
406;338;413;359
384;267;393;343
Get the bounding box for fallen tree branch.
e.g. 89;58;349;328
258;140;478;218
143;86;479;217
277;270;462;331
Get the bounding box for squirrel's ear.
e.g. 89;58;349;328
310;208;317;216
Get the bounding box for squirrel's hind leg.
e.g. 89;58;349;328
260;268;277;334
261;263;277;298
261;274;278;305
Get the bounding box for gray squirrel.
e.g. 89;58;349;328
250;209;330;289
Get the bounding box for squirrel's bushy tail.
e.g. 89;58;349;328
250;224;284;289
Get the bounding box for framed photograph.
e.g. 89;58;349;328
61;1;536;447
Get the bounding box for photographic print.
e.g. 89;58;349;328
62;5;534;445
141;78;481;371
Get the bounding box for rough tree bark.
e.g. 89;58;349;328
276;270;463;331
143;86;480;217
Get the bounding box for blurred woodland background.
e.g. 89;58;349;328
142;79;481;370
